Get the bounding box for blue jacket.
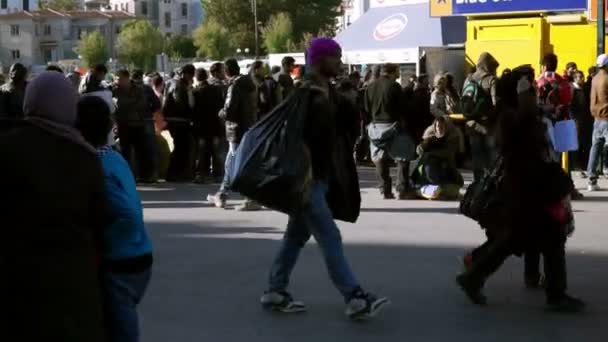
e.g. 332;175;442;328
98;146;153;260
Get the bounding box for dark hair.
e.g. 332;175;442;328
566;62;577;70
381;63;399;75
210;62;224;76
195;68;208;82
131;69;144;81
46;65;63;73
225;58;240;77
181;64;195;77
76;96;112;147
94;64;108;75
372;65;381;79
116;69;130;78
250;60;264;72
542;53;558;72
151;74;164;88
271;65;281;74
282;56;295;67
588;66;599;77
349;71;360;82
574;70;584;79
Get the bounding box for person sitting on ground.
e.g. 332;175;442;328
412;116;464;200
76;95;153;342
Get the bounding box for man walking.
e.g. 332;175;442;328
113;69;148;179
364;63;415;199
260;38;389;320
586;54;608;191
207;58;261;211
163;65;196;182
0;63;28;120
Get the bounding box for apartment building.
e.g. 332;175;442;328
0;8;134;68
109;0;203;36
0;0;38;14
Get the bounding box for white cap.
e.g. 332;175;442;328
597;54;608;67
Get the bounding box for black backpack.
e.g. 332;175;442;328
460;76;492;120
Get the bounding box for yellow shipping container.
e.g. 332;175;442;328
466;16;603;75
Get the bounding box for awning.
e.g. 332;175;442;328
335;2;465;64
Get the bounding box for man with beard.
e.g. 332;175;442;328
0;63;28;120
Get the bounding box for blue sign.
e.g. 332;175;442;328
452;0;587;15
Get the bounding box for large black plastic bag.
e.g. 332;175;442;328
229;89;313;215
460;156;503;222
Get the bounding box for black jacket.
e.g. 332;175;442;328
113;83;147;126
0;81;27;119
363;76;405;124
192;81;225;138
220;75;258;143
278;72;295;99
163;77;194;124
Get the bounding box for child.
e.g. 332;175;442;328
76;96;153;342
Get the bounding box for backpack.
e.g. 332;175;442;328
460;77;491;120
538;75;561;106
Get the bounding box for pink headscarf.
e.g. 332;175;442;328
306;38;341;66
24;72;96;153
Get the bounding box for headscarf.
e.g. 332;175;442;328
306;38;341;66
24;72;96;153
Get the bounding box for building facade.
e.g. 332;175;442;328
109;0;202;36
0;8;134;68
337;0;369;33
0;0;38;14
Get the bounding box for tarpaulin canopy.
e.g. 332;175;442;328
335;2;465;64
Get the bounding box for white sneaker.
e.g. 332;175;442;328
587;183;600;192
235;201;262;211
345;290;390;321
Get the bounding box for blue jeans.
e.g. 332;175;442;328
268;182;360;301
219;142;238;195
103;268;152;342
587;119;608;184
469;133;495;181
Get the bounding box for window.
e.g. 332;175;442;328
1;0;7;9
141;1;148;15
10;25;19;36
22;0;29;11
181;24;188;35
115;25;121;34
43;24;51;35
126;3;129;12
114;4;118;10
181;3;188;18
11;50;20;59
164;12;171;27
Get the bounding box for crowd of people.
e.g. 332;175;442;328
1;36;606;338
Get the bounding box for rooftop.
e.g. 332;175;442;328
0;9;135;20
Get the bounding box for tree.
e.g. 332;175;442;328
76;31;109;68
116;20;164;71
166;35;197;59
39;0;79;10
192;19;233;60
262;12;293;54
202;0;341;53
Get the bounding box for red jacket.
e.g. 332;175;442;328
537;72;572;118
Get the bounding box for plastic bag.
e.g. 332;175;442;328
229;89;313;215
460;156;503;222
553;119;579;152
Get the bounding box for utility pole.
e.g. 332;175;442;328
599;0;606;56
252;0;259;58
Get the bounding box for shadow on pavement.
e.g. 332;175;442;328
141;219;607;342
361;207;460;214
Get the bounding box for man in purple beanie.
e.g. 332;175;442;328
260;38;390;320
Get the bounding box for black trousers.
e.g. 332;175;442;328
167;123;194;181
467;230;567;300
118;124;151;179
374;159;410;195
195;135;224;178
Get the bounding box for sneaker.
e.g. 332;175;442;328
206;193;227;209
260;291;307;313
587;183;600;192
580;171;588;179
546;294;585;313
456;274;487;306
382;192;395;200
235;201;262;211
345;289;390;321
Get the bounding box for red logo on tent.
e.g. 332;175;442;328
373;13;408;41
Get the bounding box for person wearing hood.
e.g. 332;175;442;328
466;52;500;181
0;72;107;341
0;63;28;120
412;116;464;200
430;73;458;118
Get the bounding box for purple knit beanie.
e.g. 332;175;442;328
306;38;341;66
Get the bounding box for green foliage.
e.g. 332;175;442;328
166;35;197;59
76;31;109;68
39;0;79;10
202;0;341;53
116;20;164;71
262;13;293;54
192;19;233;60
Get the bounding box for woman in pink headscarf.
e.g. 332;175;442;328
0;72;107;341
